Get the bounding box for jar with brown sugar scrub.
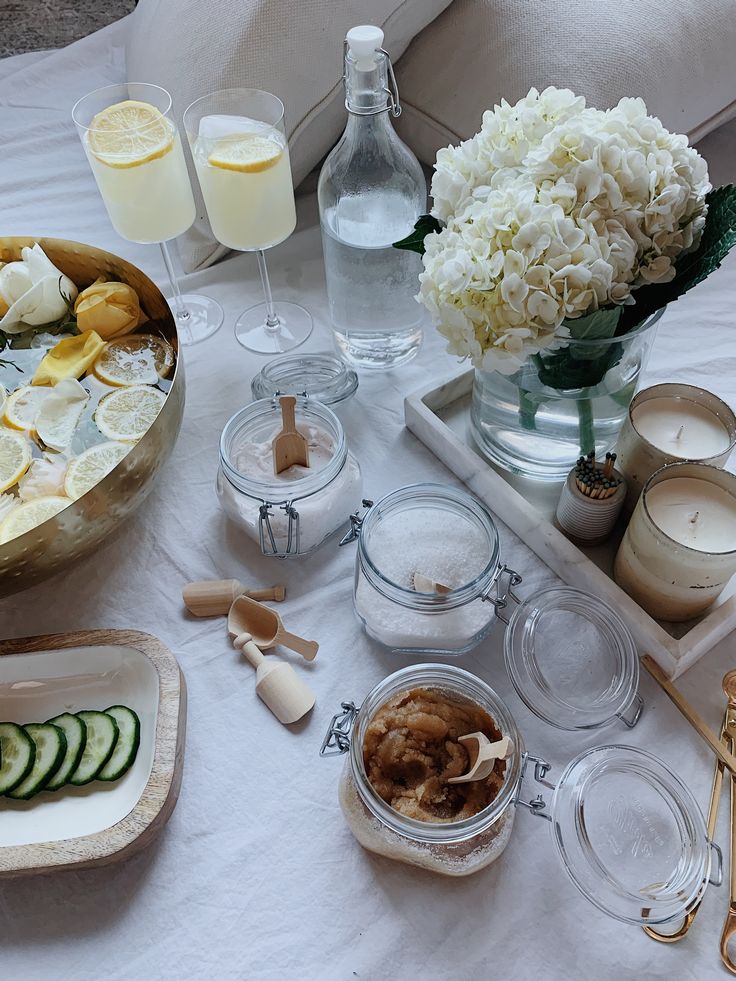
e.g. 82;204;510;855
321;664;524;877
322;665;723;931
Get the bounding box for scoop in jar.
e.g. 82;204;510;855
446;733;513;785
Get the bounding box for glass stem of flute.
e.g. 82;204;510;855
256;249;280;331
159;240;190;323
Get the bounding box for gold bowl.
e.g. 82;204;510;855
0;237;184;597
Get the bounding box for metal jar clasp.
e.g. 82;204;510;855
514;752;554;822
338;500;374;546
482;564;523;624
320;702;360;756
259;501;300;557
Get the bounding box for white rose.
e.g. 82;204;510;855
0;245;78;333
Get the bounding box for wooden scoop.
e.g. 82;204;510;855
183;579;286;617
447;733;513;784
272;395;309;475
413;572;452;594
228;594;318;661
229;628;315;726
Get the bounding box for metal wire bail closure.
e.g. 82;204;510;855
320;702;359;756
339;499;374;546
342;39;402;117
482;564;523;624
258;501;300;556
513;752;554;822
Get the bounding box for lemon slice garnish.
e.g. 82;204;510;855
94;334;175;387
0;429;32;493
64;441;130;500
207;133;284;173
94;385;166;442
3;385;52;434
88;100;175;169
0;495;71;545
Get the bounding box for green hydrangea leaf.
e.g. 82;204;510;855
393;214;442;255
567;308;622;344
619;184;736;331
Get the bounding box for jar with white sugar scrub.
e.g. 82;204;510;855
217;397;362;556
346;483;521;655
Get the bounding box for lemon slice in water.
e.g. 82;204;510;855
3;385;52;434
64;441;130;500
88;100;174;168
0;429;32;493
95;385;166;441
0;495;71;544
208;133;283;173
94;334;175;387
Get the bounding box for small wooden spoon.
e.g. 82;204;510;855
228;594;319;661
413;572;452;594
229;629;315;725
272;395;309;475
447;733;513;784
183;579;286;617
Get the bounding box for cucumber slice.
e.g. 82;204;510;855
0;722;36;794
70;711;119;786
45;713;87;791
7;723;67;800
98;706;141;781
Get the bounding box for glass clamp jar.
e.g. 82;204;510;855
342;483;642;736
217;396;362;557
342;482;523;656
321;665;722;930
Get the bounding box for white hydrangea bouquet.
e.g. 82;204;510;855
395;87;736;460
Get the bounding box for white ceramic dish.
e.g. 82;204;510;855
0;630;185;877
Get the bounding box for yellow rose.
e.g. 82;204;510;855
74;279;144;340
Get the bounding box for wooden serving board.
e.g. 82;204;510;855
405;369;736;679
0;629;186;877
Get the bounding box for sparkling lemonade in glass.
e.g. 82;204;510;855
191;115;296;251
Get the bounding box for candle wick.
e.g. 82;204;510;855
689;511;699;525
675;425;684;440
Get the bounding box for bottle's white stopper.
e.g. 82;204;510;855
346;25;384;71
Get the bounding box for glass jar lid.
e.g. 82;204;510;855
250;353;358;405
551;745;713;925
504;586;640;730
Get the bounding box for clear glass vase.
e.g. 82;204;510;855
470;309;664;481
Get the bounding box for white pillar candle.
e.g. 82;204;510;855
614;463;736;621
616;384;736;510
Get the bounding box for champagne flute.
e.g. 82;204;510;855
72;82;223;345
184;88;312;353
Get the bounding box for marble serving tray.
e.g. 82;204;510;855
404;369;736;679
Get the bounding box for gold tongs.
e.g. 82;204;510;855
720;672;736;973
643;669;736;970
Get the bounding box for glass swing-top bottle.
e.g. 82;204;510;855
318;25;427;370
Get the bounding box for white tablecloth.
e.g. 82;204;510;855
2;19;736;981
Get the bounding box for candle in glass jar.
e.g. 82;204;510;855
645;478;736;552
616;384;736;509
632;399;731;458
614;463;736;621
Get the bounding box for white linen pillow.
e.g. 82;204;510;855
395;0;736;166
125;0;452;270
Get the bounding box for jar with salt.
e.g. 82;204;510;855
217;396;362;556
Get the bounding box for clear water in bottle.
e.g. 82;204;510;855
321;191;424;368
318;25;426;370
